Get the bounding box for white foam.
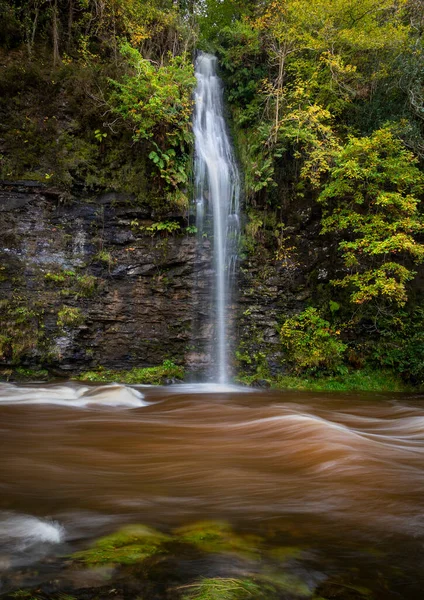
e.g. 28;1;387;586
0;382;147;408
0;512;64;550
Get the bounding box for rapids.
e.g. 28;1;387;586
0;383;424;597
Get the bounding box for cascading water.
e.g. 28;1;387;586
193;52;240;384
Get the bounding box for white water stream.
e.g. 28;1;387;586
193;53;240;383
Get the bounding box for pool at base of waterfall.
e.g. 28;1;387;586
0;382;424;599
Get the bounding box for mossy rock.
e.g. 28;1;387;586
75;361;184;385
174;521;261;558
259;571;311;597
72;525;170;566
266;545;304;562
180;577;265;600
179;574;311;600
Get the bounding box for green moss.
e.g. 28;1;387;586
13;367;49;381
93;250;113;264
45;269;98;299
174;521;261;558
180;578;263;600
57;306;84;328
259;571;311;597
75;360;184;385
267;545;303;561
72;525;170;566
44;272;68;284
180;574;310;600
75;274;97;297
0;298;46;364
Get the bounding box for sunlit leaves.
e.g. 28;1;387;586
319;128;424;306
280;307;347;374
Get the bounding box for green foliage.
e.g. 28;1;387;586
371;307;424;384
131;219;182;236
57;306;84;328
273;369;411;393
76;360;184;385
319;128;424;306
280;307;346;375
94;129;107;143
108;42;195;207
214;0;417;202
0;0;196;208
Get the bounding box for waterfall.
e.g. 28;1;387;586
193;52;240;384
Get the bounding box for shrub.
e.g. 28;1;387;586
280;307;346;374
319;128;424;307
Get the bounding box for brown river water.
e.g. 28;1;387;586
1;382;424;598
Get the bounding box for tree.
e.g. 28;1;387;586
319;128;424;306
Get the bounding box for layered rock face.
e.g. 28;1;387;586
0;183;323;380
235;213;326;381
0;182;213;375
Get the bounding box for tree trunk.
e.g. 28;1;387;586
52;0;60;66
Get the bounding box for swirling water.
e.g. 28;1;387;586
1;382;424;597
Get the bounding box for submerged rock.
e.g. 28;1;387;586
174;521;261;558
71;524;170;566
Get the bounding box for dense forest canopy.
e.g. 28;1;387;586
0;0;423;385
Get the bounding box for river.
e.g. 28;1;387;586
0;382;423;599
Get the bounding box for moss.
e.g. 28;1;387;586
13;367;49;381
0;298;46;364
75;360;184;385
45;269;98;299
72;525;170;566
180;578;264;600
93;250;113;264
259;571;311;597
75;274;97;297
57;306;84;328
180;573;311;600
174;521;261;558
267;545;303;561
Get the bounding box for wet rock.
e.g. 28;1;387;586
314;578;374;600
0;183;213;376
251;379;271;389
